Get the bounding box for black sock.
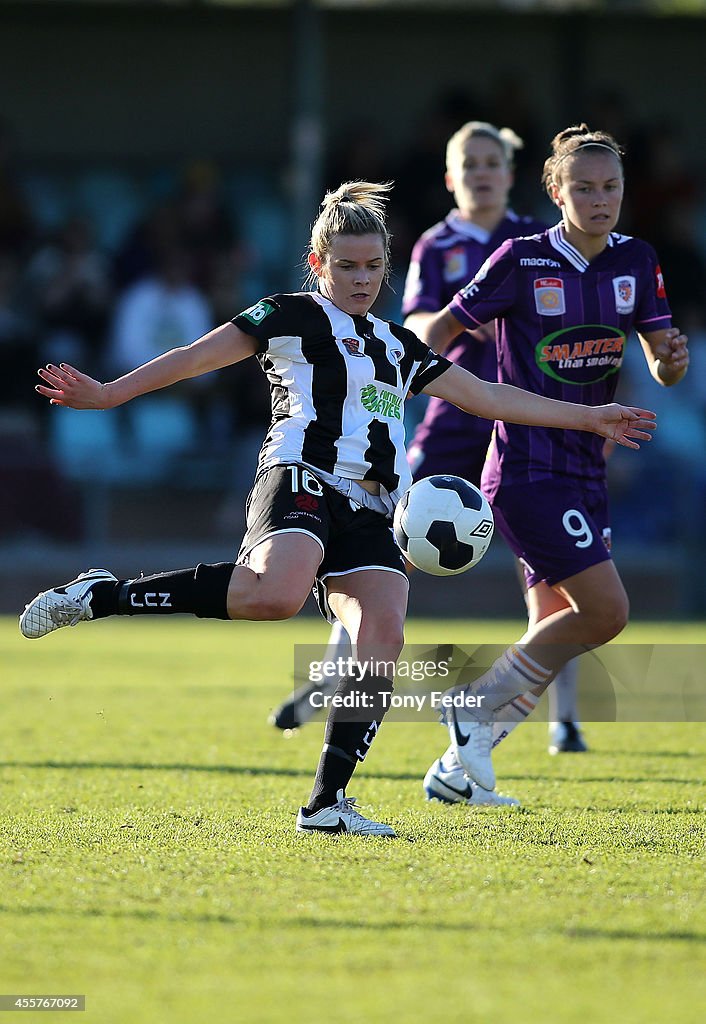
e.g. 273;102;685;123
305;673;394;813
88;563;235;620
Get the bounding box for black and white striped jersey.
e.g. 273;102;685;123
232;291;451;495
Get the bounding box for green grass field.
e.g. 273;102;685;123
1;616;704;1024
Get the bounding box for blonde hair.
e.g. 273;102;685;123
446;121;524;169
306;181;392;287
543;123;623;196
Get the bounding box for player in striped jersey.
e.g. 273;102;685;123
22;180;658;836
419;126;689;796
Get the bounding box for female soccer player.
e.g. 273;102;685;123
418;126;689;795
21;180;657;837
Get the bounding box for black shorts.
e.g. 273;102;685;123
237;464;407;621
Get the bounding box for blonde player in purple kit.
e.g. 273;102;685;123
420;125;689;798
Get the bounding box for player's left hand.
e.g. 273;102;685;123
657;327;689;375
590;405;657;449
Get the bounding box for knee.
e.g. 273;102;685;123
356;610;405;660
589;592;629;643
258;591;308;620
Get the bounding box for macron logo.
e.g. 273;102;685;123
520;258;561;268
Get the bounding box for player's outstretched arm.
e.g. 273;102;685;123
36;323;258;410
423;363;656;449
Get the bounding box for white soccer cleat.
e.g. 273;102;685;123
423;757;520;807
440;689;496;791
296;789;396;837
19;568;117;639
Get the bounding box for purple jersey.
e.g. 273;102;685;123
447;224;672;496
403;211;545;473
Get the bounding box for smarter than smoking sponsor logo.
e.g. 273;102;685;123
535;324;626;385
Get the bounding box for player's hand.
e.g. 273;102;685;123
656;327;689;376
36;363;114;410
590;405;657;449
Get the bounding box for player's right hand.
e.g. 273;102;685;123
36;363;113;410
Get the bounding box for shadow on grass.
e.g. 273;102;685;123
0;903;473;931
0;761;701;787
0;760;411;781
1;904;704;943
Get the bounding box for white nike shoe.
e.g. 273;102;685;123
440;689;496;791
19;569;117;639
296;789;396;837
423;757;520;807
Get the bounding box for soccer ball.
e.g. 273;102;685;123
393;475;494;576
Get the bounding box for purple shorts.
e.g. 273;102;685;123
491;479;612;589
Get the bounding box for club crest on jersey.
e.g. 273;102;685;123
613;276;636;314
534;278;565;316
443;246;468;282
340;337;366;357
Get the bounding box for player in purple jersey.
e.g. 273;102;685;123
402;121;588;785
19;179;657;835
403;121;545;484
419;125;689;797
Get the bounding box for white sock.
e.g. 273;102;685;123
492;691;541;748
548;657;580;723
471;645;554;716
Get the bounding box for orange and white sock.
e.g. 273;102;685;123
472;645;554;714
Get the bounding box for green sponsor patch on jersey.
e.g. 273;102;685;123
240;300;276;326
360;384;402;420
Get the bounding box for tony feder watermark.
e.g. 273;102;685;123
289;643;706;723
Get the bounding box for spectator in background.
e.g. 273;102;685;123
629;121;700;245
0;251;36;415
23;215;112;377
486;73;543;215
642;200;706;329
392;89;478;244
326;121;393;196
113;201;182;290
0;116;34;258
173;159;241;295
108;242;213;376
0;249;79;543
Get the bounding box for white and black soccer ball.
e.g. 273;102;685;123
393;475;494;576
